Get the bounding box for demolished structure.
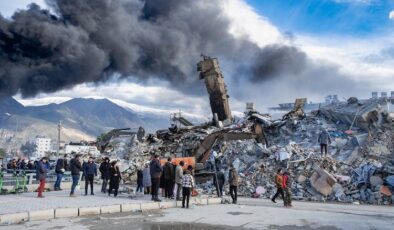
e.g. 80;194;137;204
108;57;394;205
198;55;232;123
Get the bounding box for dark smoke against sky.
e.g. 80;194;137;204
0;0;256;98
0;0;381;109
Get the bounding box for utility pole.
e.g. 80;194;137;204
57;121;62;159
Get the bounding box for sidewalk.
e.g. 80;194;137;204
0;186;221;225
0;187;151;215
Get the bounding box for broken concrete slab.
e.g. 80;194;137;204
310;168;337;196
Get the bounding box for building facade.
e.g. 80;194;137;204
34;137;52;158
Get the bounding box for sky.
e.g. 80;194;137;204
1;0;394;115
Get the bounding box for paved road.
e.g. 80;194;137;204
1;197;393;230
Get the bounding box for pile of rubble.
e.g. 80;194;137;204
109;97;393;205
198;98;393;205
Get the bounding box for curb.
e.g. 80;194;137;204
0;197;221;225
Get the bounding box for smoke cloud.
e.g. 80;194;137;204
0;0;307;98
0;0;369;102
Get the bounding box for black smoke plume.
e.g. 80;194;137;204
0;0;310;98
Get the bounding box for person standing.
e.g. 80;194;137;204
150;154;162;202
163;157;174;198
36;157;48;198
54;154;68;191
27;160;35;171
136;169;143;193
99;157;111;193
283;171;293;207
143;163;152;194
318;129;331;157
108;161;122;197
69;154;82;197
182;169;195;208
271;169;284;204
83;157;97;196
213;170;225;197
175;161;184;200
228;164;239;204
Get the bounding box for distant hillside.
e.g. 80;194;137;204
0;96;210;153
23;98;144;135
0;97;173;152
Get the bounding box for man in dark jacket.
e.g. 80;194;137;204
136;169;143;193
150;154;162;202
54;154;68;191
318;129;331;157
163;157;174;198
228;164;239;204
99;157;111;193
69;154;82;197
213;170;225;197
27;160;35;171
83;157;97;195
36;157;48;198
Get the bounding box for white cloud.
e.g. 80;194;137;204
332;0;376;4
15;80;212;117
221;0;283;47
389;10;394;20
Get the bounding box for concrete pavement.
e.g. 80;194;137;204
0;197;393;230
0;187;149;215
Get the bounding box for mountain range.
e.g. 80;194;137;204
0;97;206;152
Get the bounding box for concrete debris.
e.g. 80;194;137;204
101;75;393;206
310;168;337;196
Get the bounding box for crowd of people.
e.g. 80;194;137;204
5;158;38;172
3;153;292;208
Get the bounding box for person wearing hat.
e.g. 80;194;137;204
69;154;82;197
36;157;48;198
99;157;111;193
143;162;152;194
108;160;122;197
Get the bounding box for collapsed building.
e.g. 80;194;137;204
114;56;394;205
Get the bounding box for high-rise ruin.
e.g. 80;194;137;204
197;56;232;122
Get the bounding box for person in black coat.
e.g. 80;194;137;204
136;169;143;193
108;161;122;197
150;154;162;202
69;154;82;197
213;170;225;197
99;157;111;193
162;157;175;198
54;154;68;191
83;157;97;196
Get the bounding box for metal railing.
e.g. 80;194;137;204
0;170;78;188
